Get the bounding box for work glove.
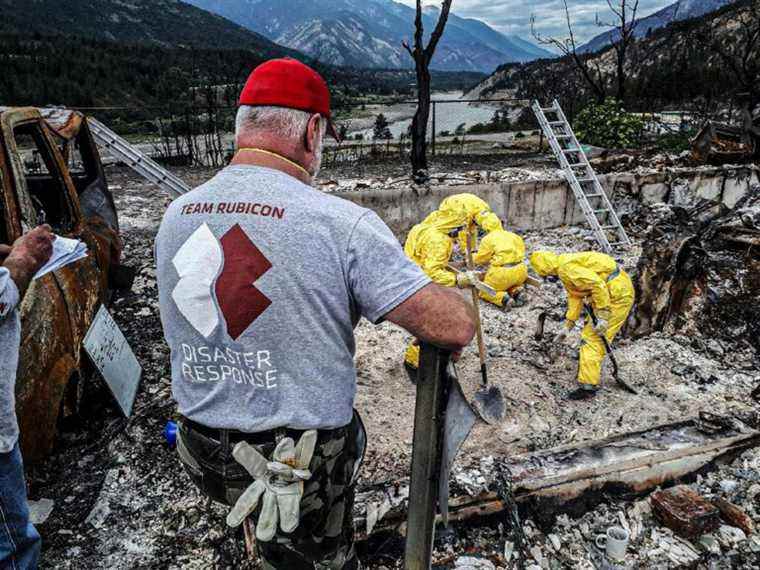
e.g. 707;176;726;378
552;319;575;345
594;318;609;335
227;430;318;542
456;271;478;289
552;329;568;345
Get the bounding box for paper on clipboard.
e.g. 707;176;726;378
34;236;88;279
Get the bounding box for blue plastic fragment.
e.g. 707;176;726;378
164;420;178;447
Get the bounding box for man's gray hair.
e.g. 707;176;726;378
236;105;323;140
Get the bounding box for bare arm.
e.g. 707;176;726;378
384;283;475;352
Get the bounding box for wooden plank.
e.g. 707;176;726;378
404;344;449;570
652;486;721;538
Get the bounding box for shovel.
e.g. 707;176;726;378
464;232;506;424
584;306;638;395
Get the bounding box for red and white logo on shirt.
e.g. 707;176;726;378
172;223;272;340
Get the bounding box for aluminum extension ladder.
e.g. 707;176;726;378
88;118;190;197
531;99;630;253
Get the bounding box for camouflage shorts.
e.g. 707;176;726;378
177;412;366;570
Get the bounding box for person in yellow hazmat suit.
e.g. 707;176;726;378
403;206;474;373
529;251;635;400
472;213;529;310
438;193;492;253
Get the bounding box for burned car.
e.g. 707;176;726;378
0;107;123;462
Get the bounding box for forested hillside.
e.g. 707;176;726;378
0;33;481;117
469;0;757;118
0;0;286;52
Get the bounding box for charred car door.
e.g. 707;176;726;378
1;108;118;461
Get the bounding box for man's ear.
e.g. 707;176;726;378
305;114;321;153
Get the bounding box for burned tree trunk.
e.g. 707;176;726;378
404;0;453;183
410;63;432;181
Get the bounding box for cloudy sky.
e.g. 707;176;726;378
397;0;675;43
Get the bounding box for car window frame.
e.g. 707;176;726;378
1;111;83;235
0;132;20;244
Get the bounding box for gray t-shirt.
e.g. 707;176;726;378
156;165;430;432
0;267;21;453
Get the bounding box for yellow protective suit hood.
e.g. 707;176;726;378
427;205;468;234
439;194;489;224
478;212;503;233
530;251;560;277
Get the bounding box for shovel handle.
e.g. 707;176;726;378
585;305;638;395
465;229;488;387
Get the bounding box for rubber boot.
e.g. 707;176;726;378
567;385;598;400
511;290;527;308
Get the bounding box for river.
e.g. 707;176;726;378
357;91;501;140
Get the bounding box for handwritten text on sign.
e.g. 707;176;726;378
83;305;142;417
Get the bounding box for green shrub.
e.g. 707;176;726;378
573;98;645;149
656;132;693;153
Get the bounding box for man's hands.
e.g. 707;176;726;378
2;225;55;298
10;225;55;269
550;319;573;345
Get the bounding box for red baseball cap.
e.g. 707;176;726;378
239;58;341;142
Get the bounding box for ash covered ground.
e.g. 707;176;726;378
29;158;760;569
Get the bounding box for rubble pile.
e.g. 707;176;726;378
632;185;760;356
423;446;760;570
318;167;564;193
31;165;760;569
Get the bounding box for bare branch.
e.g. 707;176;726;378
531;14;572;55
401;40;414;58
533;0;607;101
563;0;579;52
424;0;454;60
413;0;424;54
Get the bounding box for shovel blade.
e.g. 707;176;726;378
474;385;506;425
439;369;477;526
614;373;639;395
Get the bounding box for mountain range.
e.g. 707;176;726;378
182;0;552;72
0;0;294;56
579;0;736;53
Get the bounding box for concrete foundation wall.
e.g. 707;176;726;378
336;165;760;237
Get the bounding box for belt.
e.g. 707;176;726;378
181;416;349;446
607;266;621;282
494;261;522;269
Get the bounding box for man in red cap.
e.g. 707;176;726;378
155;58;475;569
